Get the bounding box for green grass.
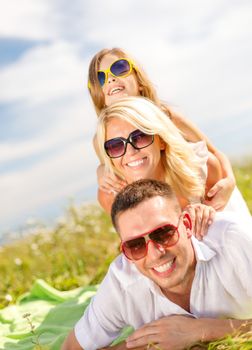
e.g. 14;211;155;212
234;164;252;212
191;323;252;349
0;204;117;309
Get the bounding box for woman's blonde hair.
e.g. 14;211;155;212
97;97;205;202
88;47;173;117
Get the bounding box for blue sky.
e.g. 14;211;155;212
1;0;252;237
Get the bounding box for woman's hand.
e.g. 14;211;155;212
97;164;127;194
184;203;215;240
204;177;235;211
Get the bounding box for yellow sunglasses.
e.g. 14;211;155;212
88;58;136;88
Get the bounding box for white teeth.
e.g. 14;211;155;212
110;87;123;95
127;159;144;167
153;260;174;273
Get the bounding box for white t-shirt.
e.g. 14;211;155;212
75;212;252;350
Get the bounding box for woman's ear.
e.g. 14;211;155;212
182;213;192;238
159;137;166;150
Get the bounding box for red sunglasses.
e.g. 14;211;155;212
121;223;180;261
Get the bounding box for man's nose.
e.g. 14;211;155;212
147;240;166;259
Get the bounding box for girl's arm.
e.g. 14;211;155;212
171;112;235;210
205;151;222;195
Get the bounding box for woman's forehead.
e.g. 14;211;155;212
106;117;135;136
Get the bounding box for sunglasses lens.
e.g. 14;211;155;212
98;71;106;86
122;225;179;261
111;59;131;77
131;130;154;149
150;225;178;247
104;138;125;158
123;237;146;260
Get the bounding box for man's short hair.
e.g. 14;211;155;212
111;179;180;230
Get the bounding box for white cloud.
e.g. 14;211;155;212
135;3;252;125
0;0;54;39
214;3;252;40
84;0;229;46
0;92;97;163
0;139;98;228
0;41;89;104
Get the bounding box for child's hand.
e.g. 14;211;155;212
204;177;235;211
97;164;127;194
184;203;215;240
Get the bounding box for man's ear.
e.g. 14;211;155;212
183;213;192;238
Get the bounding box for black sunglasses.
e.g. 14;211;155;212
104;129;154;158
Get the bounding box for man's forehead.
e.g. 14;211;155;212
117;196;180;238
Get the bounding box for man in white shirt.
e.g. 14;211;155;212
62;179;252;350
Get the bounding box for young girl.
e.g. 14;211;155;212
88;48;250;219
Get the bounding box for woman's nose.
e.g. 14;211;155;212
125;142;138;156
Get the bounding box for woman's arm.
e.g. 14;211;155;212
94;135;127;194
98;187;116;214
97;164;127;194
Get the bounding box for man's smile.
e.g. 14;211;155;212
151;257;176;277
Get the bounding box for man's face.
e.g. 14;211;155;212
117;196;196;294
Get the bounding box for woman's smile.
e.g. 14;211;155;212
106;118;165;183
125;157;146;168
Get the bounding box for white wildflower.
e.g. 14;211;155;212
14;258;23;266
5;294;12;302
31;243;38;251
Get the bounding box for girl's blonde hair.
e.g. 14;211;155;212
88;47;173;117
97;97;205;202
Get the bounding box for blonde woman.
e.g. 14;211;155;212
96;97;251;231
96;96;224;237
88;47;237;211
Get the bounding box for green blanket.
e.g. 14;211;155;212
0;279;133;350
